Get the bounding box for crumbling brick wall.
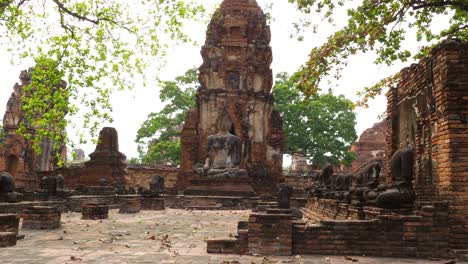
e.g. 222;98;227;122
386;40;468;249
294;202;450;258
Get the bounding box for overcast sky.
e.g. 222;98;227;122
0;0;433;160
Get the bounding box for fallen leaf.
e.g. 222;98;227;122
70;256;82;261
344;256;359;262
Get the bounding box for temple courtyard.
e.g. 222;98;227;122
0;209;455;264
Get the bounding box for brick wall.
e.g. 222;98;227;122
385;40;468;249
295;202;450;258
125;165;178;190
59;164;179;191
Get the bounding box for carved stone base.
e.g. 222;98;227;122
22;206;61;230
0;232;16;247
119;197;141;214
82;204;109;220
184;177;256;197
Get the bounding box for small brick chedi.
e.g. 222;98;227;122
179;0;285;195
78;127;127;188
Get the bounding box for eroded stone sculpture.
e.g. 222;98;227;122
350;160;384;204
202;109;248;179
38;175;68;197
277;183;293;209
376;147;416;208
142;175;165;198
0;172;23;203
333;174;353;202
307;164;333;198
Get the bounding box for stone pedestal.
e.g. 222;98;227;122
0;214;19;235
119;197;141;214
0;232;16;247
22;206;61;230
82;204;109;220
141;198;165;211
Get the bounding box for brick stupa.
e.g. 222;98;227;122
179;0;285;196
78;127;127;188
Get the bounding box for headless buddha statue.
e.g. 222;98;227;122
202;109;248;179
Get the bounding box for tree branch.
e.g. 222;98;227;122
52;0;99;24
17;0;28;8
411;0;468;11
51;0;135;33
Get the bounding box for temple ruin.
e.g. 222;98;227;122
0;69;66;191
0;0;466;262
179;0;285;196
350;120;386;171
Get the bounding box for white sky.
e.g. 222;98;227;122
0;0;438;160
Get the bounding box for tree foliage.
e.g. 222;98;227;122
0;124;5;143
0;0;205;160
135;68;198;165
288;0;467;105
273;72;357;167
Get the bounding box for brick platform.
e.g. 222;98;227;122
141;198;165;211
22;206;61;230
294;203;450;258
81;203;109;220
248;213;293;256
0;232;16;247
0;214;19;235
209;199;451;258
208;210;293;256
119;197;141;214
302;198;413;221
184;178;256;197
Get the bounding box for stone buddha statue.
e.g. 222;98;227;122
376;146;416;208
202;109;248;179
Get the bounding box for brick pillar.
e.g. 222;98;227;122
248;213;292;256
385;87;398;184
437;44;468;250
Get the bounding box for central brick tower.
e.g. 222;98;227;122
178;0;285;196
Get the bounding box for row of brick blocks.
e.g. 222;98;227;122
208;202;451;258
0;206;61;247
0;197;165;247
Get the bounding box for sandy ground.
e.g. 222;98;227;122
0;209;455;264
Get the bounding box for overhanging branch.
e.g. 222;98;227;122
411;0;468;11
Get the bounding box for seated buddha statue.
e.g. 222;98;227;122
202;108;248;179
376;146;416;209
